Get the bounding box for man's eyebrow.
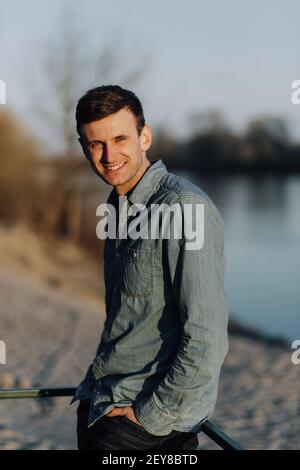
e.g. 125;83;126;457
113;134;128;139
87;134;129;144
86;139;103;144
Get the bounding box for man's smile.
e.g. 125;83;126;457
103;161;127;172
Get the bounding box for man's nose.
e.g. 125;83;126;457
102;143;117;163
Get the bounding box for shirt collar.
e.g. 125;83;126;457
107;159;168;207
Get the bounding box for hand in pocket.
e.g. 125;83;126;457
105;406;145;428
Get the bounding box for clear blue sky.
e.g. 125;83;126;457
1;0;300;151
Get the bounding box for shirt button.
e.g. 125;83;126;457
115;252;120;258
133;252;137;258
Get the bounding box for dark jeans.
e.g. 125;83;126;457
77;399;199;450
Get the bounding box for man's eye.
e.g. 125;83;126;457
88;142;102;150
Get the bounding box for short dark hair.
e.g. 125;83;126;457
76;85;145;138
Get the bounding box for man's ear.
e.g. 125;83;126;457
78;137;90;161
140;124;152;152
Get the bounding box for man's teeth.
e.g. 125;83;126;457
105;162;126;171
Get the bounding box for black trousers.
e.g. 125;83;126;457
77;399;199;450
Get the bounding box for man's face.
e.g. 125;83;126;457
80;108;152;195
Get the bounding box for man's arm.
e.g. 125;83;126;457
133;197;229;434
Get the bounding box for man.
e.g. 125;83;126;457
70;85;229;450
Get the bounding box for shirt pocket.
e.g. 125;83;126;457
121;248;154;299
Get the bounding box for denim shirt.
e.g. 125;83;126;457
70;159;229;436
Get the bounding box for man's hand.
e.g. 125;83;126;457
105;406;144;428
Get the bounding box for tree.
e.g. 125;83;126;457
246;117;290;167
0;110;42;223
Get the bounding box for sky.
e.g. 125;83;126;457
0;0;300;152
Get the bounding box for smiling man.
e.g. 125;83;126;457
79;106;151;196
70;85;229;450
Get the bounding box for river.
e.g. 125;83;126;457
177;171;300;342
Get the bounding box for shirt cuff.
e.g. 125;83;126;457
69;364;95;405
133;394;178;436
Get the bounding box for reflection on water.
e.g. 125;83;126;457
176;171;300;342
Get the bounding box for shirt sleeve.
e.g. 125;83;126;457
134;196;229;434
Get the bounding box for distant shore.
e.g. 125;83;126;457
228;318;289;348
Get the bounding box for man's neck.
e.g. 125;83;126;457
115;159;151;196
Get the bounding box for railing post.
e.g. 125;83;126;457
202;420;245;450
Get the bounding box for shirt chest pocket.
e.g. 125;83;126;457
121;248;154;299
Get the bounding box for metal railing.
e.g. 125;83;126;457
0;387;244;450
